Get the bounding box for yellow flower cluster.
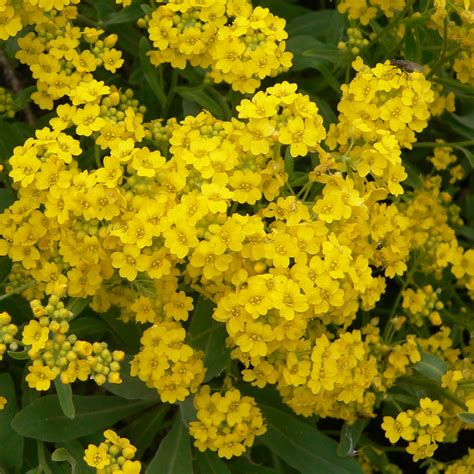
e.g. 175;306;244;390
328;57;434;151
338;0;406;25
20;291;124;391
84;429;141;473
431;0;474;85
130;321;206;403
0;89;146;300
0;395;6;410
189;385;266;459
337;27;370;56
16;15;124;110
402;285;444;326
442;448;474;474
413;326;474;443
429;143;462;179
0;86;15;118
278;330;378;420
0;57;459;427
383;397;447;462
452;248;474;298
430;84;456;117
0;311;18;360
147;0;292;92
0;0;80;41
402;176;464;279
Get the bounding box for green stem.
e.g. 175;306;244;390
427;16;449;79
433;76;474;94
37;441;53;474
383;258;417;342
209;86;232;120
94;144;101;168
369;0;414;46
413;140;474;148
271;451;285;473
77;14;100;27
0;281;35;301
162;69;179;118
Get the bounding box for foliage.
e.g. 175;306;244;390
0;0;474;473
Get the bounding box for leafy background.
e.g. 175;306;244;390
1;0;473;473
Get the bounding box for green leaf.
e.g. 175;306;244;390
337;419;368;457
397;375;467;410
188;297;230;381
54;379;76;420
450;111;474;130
104;2;143;25
12;395;153;442
141;4;153;16
7;349;30;360
179;394;197;426
0;373;24;471
314;62;341;94
121;405;170;456
403;28;419;64
0;255;12;281
139;37;166;110
51;447;94;474
91;0;115;21
68;315;109;339
13;86;36;111
0;189;15;213
146;409;193;474
457;412;474;424
0;119;32;159
313;96;337;126
259;0;310;20
287;10;345;45
455;145;474;168
194;450;231;474
54;441;94;474
358;438;390;472
99;308;141;354
457;226;474;242
104;355;160;401
284;147;294;177
229;458;277;474
287;36;346;71
67;297;91;319
403;161;424;190
256;399;363;474
414;352;448;382
176;86;224;119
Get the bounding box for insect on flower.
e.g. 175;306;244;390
390;59;424;74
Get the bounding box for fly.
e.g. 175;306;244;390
390;59;424;73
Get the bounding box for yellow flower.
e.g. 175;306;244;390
0;7;22;41
382;412;415;443
72;103;105;137
9;153;42;187
415;398;443;427
111;244;141;281
238;119;275;156
25;364;56;391
102;49;124;73
278;116;325;157
406;434;437;462
0;396;7;410
83;444;110;470
22;320;49;354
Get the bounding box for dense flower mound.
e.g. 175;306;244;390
0;0;473;473
147;0;292;93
